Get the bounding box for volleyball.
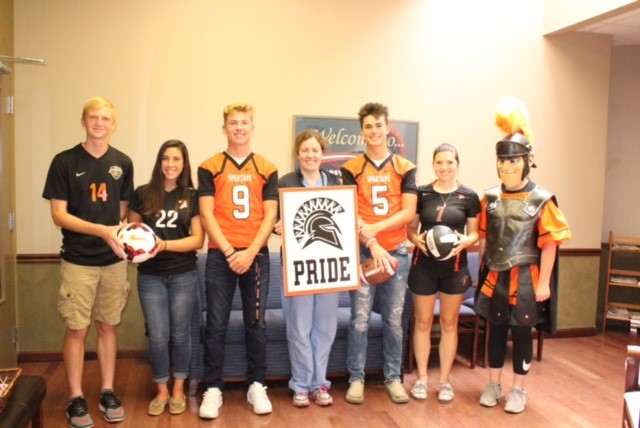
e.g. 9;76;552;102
425;225;459;261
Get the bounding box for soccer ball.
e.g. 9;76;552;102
117;223;158;263
425;225;459;261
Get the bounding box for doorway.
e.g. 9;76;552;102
0;83;18;366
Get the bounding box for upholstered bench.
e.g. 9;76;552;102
188;252;413;392
0;375;46;428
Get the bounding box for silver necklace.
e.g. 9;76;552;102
435;183;457;222
439;191;454;210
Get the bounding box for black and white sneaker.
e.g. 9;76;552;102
98;390;125;422
66;396;94;428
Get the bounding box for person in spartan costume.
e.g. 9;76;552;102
474;96;571;414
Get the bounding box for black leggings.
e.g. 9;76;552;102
487;322;533;375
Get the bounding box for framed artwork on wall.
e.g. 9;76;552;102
293;115;419;176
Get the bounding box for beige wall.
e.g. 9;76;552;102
544;0;639;34
15;0;609;255
602;45;640;241
11;1;618;353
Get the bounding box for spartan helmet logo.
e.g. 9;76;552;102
303;210;342;250
293;197;345;250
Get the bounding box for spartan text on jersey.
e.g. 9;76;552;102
366;175;390;183
228;174;252;182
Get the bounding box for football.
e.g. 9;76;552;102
117;222;158;263
425;225;459;261
360;256;400;286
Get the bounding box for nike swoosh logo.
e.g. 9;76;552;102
130;235;150;241
522;360;531;371
76;172;86;177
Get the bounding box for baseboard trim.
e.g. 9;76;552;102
549;327;597;338
18;348;147;364
18;327;598;364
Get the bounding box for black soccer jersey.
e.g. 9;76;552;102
42;143;134;266
129;186;199;275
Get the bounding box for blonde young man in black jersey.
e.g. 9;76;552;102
43;96;134;428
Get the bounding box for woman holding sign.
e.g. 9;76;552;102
275;129;341;407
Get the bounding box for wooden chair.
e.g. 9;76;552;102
624;344;640;427
407;287;483;370
407;248;485;370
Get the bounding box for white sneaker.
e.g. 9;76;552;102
479;382;503;407
199;387;222;419
247;382;273;415
504;387;527;413
410;379;427;400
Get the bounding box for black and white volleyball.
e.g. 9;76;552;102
425;225;458;261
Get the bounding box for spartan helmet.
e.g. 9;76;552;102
302;210;343;250
495;132;536;180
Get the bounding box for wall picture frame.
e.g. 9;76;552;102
293;115;419;175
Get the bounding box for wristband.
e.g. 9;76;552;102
365;238;378;248
225;250;237;260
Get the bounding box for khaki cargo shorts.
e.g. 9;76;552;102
57;260;130;330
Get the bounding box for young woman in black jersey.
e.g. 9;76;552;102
407;143;480;403
128;140;204;416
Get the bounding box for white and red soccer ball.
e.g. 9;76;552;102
117;223;158;263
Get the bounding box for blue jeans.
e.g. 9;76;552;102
137;270;197;383
204;247;270;389
282;290;340;393
347;243;409;383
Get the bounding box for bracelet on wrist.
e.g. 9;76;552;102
365;238;378;248
225;250;237;260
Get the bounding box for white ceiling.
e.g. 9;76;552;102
579;8;640;46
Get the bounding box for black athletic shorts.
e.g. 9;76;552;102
408;263;472;296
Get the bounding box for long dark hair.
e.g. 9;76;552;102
140;139;194;218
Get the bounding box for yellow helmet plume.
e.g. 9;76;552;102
494;95;533;143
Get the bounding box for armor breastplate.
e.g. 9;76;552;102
484;185;552;272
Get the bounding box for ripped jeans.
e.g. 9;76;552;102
347;243;409;383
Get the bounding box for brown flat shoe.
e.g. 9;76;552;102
148;397;168;416
169;396;186;415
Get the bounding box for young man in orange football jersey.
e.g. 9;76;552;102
197;103;278;419
340;102;418;404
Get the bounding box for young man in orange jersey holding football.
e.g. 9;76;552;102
197;104;278;419
340;102;417;404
